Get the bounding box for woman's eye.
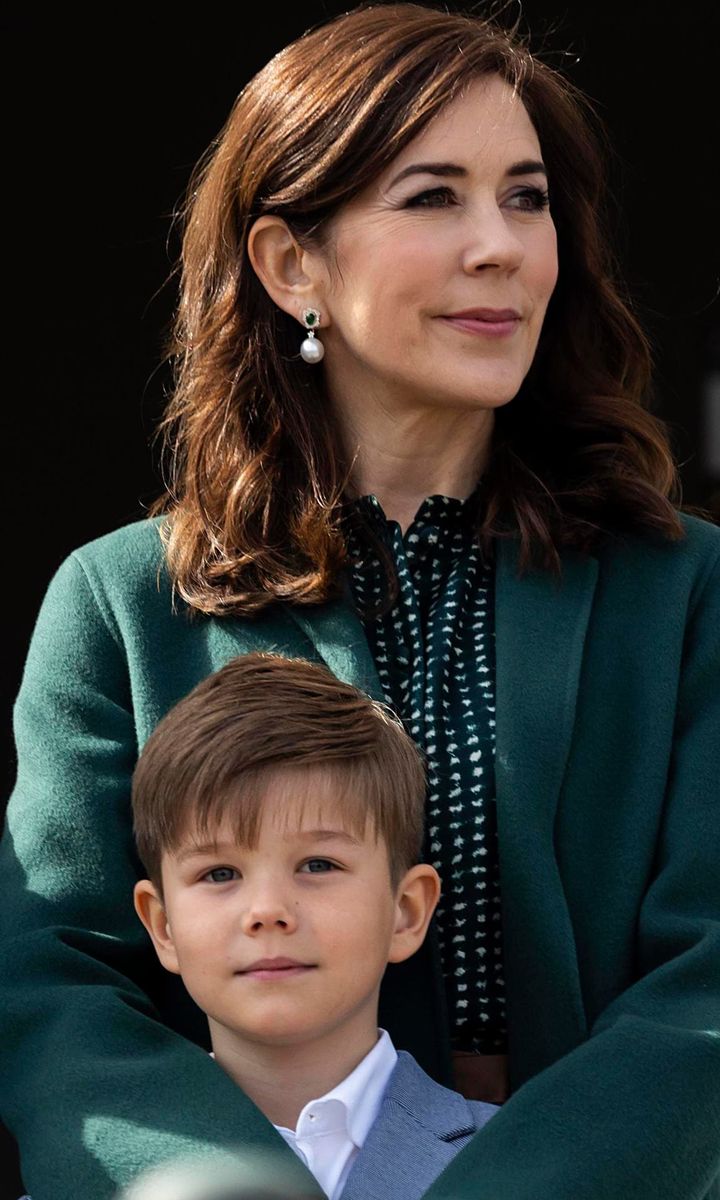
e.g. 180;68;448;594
299;859;337;874
507;186;550;213
203;866;238;884
404;186;456;208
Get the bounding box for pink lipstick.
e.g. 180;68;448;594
439;307;521;338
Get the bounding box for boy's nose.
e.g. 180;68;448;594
241;888;298;934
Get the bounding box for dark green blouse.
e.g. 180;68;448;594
347;493;507;1053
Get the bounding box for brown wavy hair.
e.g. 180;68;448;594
153;2;683;616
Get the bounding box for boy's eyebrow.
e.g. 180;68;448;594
289;829;362;845
387;158;547;189
175;843;226;863
174;829;362;861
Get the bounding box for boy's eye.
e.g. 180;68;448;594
203;866;238;884
299;858;338;874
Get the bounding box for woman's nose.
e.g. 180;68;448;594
461;206;524;274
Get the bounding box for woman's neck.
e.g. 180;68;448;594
339;402;494;532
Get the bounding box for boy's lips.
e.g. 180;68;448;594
238;956;316;980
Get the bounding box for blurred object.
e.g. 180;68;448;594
117;1151;320;1200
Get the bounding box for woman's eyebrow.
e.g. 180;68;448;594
507;159;547;177
387;158;546;189
388;162;467;188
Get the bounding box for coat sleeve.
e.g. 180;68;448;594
0;554;322;1200
423;550;720;1200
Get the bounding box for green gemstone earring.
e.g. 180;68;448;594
300;308;325;364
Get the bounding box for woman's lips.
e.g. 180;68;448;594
438;312;521;338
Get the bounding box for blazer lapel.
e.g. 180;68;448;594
495;539;598;1083
341;1053;481;1200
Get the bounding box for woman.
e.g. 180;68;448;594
2;5;718;1199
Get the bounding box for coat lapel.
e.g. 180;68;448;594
285;592;385;702
495;538;597;1083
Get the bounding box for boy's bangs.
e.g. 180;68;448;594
185;759;382;853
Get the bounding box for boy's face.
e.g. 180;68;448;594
134;766;439;1054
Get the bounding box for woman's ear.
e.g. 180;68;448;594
133;879;181;975
247;215;326;321
387;864;441;965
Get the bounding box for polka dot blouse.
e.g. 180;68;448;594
347;493;507;1054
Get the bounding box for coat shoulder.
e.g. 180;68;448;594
594;512;720;602
674;511;720;562
36;518;176;649
70;516;169;590
625;511;717;560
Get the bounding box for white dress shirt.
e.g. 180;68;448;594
273;1029;397;1200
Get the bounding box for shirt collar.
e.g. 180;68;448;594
349;489;483;543
279;1028;397;1149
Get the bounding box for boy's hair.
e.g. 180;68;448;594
132;653;426;889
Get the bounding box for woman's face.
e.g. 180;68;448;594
312;74;558;417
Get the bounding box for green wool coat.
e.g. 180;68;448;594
1;514;719;1200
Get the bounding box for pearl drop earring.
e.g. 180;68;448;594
300;308;325;364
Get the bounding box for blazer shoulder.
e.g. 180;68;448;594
386;1051;498;1139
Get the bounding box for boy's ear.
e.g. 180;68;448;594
387;864;441;965
133;879;181;975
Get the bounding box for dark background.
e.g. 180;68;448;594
2;3;719;1194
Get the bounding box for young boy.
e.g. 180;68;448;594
132;653;497;1200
